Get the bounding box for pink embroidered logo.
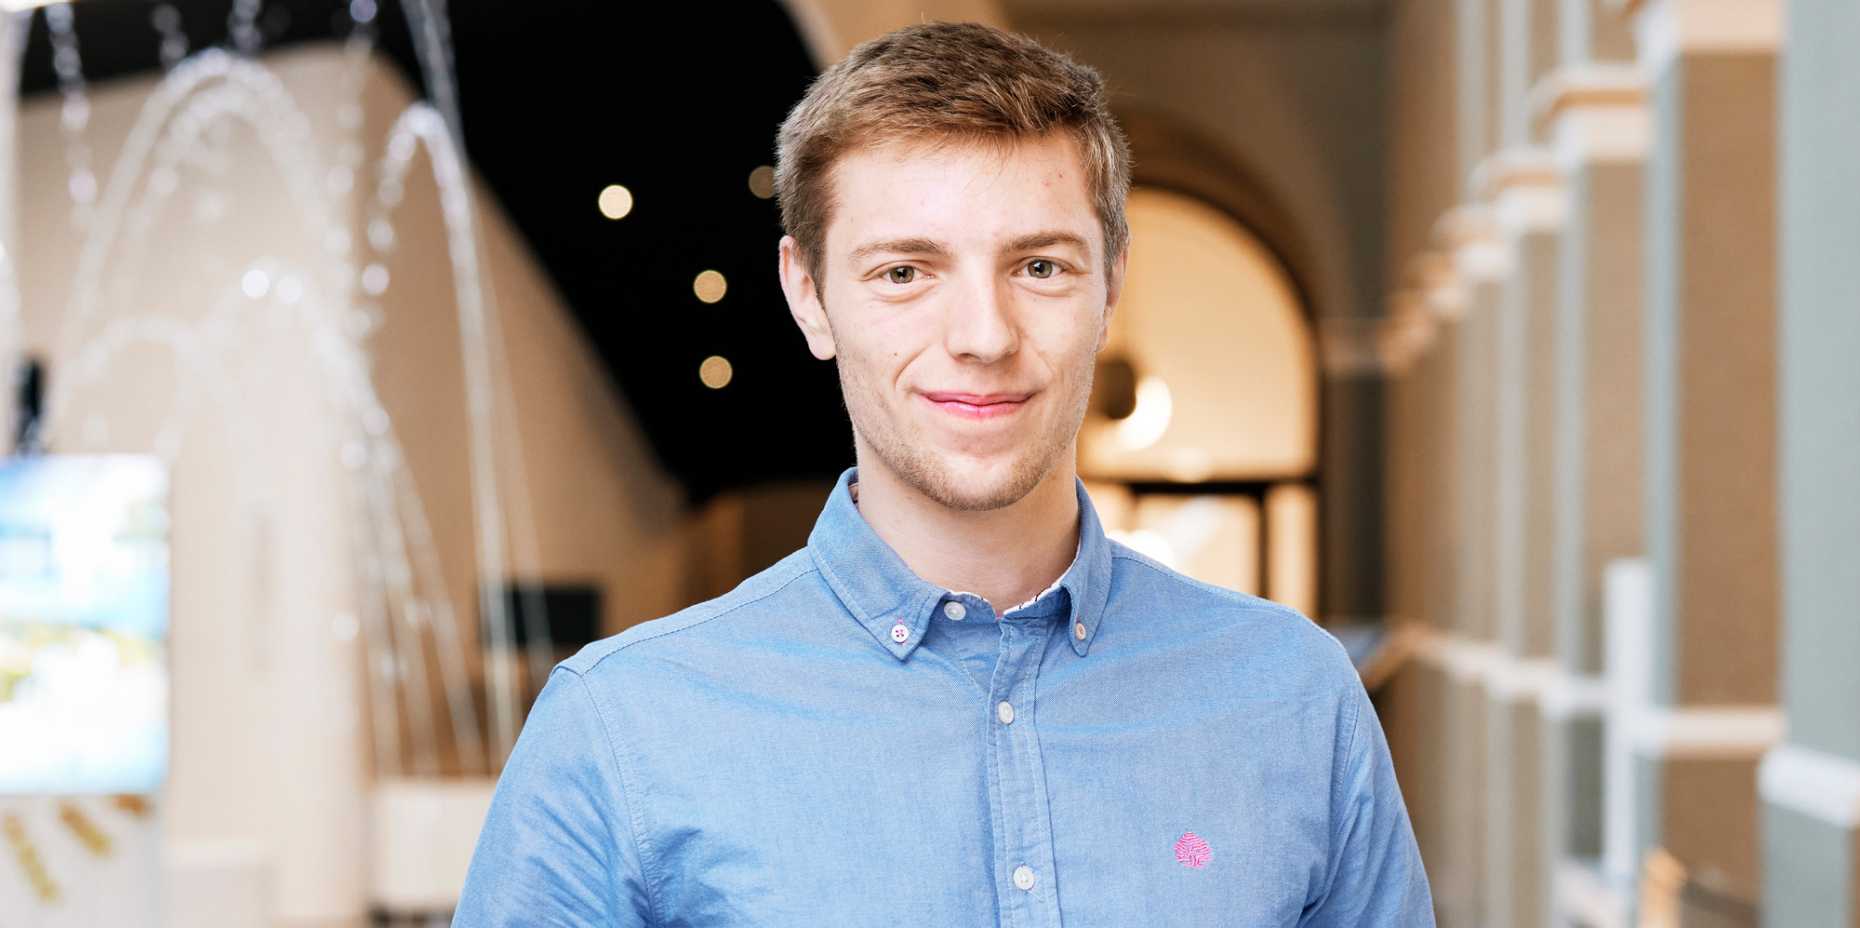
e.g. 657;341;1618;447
1173;831;1213;869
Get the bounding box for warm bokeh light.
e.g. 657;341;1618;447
698;355;733;389
597;184;633;220
693;270;727;304
748;165;775;199
1116;376;1172;451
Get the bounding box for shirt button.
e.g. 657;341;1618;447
1013;865;1036;891
1074;621;1088;640
890;621;910;644
944;601;967;621
996;700;1015;724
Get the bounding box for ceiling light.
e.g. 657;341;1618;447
699;355;733;389
748;165;775;200
693;270;727;304
598;184;633;220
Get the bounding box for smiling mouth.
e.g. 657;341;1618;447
920;391;1033;421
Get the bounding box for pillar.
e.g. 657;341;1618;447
1480;153;1565;928
1436;207;1508;928
1759;0;1860;923
1623;0;1783;916
1318;320;1387;625
1377;285;1436;900
1534;55;1648;925
1457;0;1496;190
1390;253;1466;923
1500;0;1562;148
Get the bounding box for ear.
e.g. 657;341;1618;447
1097;245;1129;353
779;235;837;360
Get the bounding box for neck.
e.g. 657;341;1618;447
851;447;1081;614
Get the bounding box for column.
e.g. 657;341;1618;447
1457;0;1496;190
1500;0;1562;149
1482;154;1565;928
1624;0;1783;917
1534;54;1648;924
1532;65;1651;922
1377;285;1436;900
1441;207;1508;928
1381;293;1426;641
1318;320;1387;625
1560;0;1636;65
1760;0;1860;924
1417;260;1466;923
1405;242;1474;927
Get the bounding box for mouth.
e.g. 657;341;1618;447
919;390;1033;421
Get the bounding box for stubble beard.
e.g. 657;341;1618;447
836;350;1094;513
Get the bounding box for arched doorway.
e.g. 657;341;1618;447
1082;187;1320;616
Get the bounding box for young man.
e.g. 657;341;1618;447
455;22;1432;927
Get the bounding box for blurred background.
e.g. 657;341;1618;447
0;0;1846;925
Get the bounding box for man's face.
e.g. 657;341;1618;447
779;132;1125;512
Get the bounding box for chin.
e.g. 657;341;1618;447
918;449;1050;512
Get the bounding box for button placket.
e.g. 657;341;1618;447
986;619;1064;926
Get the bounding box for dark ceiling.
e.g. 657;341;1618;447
18;0;842;504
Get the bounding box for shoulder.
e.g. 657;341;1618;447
1106;541;1360;696
558;548;821;679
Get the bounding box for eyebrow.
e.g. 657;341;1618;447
849;237;952;263
848;230;1091;264
1002;230;1091;255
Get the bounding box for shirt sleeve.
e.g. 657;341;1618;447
1299;677;1436;927
453;666;655;927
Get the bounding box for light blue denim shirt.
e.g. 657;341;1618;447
454;467;1433;926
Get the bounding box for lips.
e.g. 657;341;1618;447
920;391;1032;421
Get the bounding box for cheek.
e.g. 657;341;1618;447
834;321;917;401
844;308;935;378
1031;307;1106;372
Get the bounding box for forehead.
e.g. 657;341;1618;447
823;133;1098;253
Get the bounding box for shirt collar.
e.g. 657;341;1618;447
807;466;1113;661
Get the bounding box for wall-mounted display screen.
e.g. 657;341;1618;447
0;456;168;794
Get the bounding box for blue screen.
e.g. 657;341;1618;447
0;455;168;794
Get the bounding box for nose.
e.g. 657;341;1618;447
942;273;1019;364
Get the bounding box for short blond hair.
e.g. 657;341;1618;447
775;22;1132;282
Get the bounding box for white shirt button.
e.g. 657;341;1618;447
943;601;967;621
996;700;1015;724
1074;621;1088;640
889;621;910;644
1013;865;1036;891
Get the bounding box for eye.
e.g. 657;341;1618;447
886;265;918;285
1026;259;1059;280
